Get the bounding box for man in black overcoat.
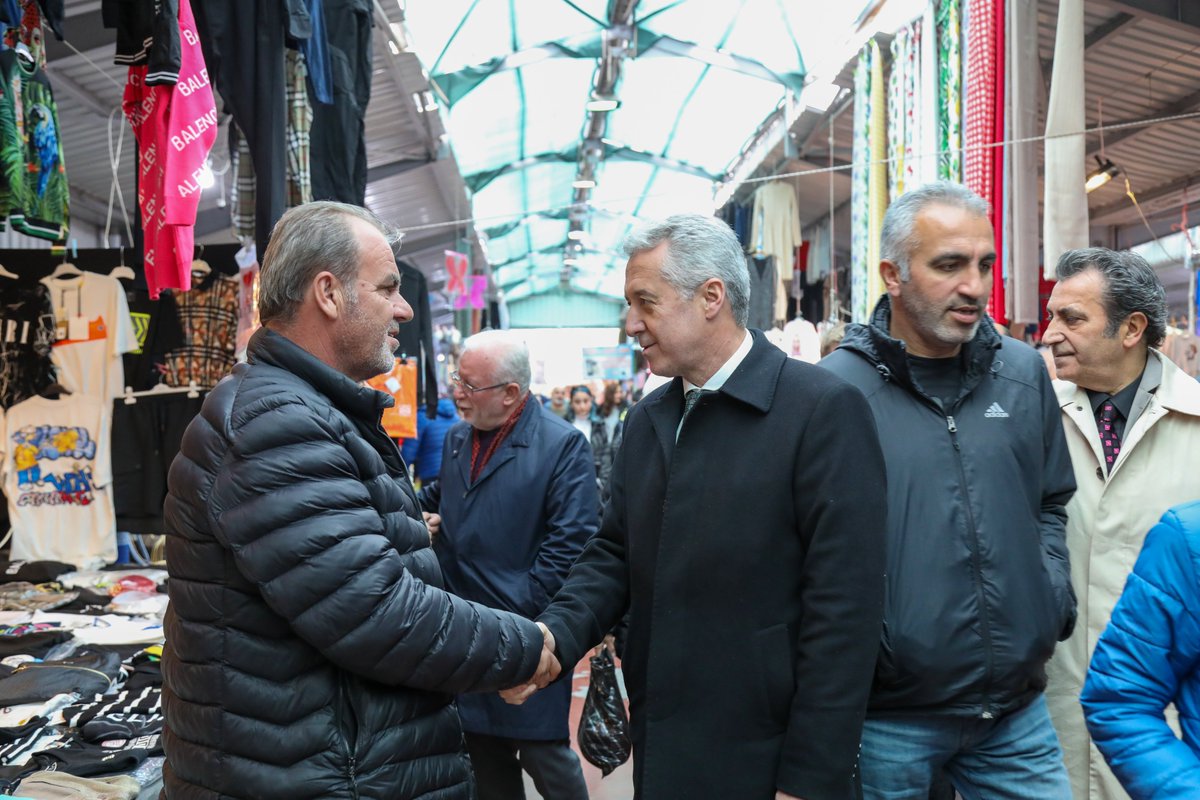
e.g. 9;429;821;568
505;213;889;800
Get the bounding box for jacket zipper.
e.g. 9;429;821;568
12;663;112;682
946;415;996;719
336;676;360;799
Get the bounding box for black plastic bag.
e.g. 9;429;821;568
577;646;631;776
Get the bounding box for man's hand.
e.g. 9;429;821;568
593;633;616;657
422;511;441;541
775;793;804;800
500;622;560;705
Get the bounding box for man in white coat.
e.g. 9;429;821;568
1043;247;1200;800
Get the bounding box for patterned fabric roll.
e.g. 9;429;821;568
936;0;962;182
867;39;888;311
963;0;1007;323
851;43;872;323
887;28;907;201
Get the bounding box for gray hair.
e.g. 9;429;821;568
461;330;532;393
622;213;750;327
881;181;991;279
258;201;402;325
1054;247;1167;348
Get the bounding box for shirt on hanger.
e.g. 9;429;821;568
164;270;239;389
40;272;137;399
122;0;217;298
0;47;70;241
749;181;802;279
1;394;117;567
120;280;186;392
780;317;821;364
0;282;55;408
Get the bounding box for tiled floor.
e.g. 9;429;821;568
521;654;635;800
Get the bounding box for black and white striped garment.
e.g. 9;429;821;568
62;685;162;742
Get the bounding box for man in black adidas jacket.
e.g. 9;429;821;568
821;182;1077;799
161;202;547;799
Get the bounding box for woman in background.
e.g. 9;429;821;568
567;385;615;503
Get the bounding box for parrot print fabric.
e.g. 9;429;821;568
0;47;69;241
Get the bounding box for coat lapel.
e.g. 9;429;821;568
1056;380;1106;469
717;332;783;414
640;332;782;462
643;379;684;465
449;424;473;489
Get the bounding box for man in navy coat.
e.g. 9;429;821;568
420;329;598;800
505;213;889;799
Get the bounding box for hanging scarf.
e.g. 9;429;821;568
469;392;529;483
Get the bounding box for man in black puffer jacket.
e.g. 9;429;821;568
161;202;548;799
821;182;1077;799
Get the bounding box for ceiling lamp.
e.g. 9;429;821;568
585;97;620;112
572;179;596;189
567;230;587;240
1085;156;1120;193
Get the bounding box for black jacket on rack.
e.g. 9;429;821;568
396;258;437;419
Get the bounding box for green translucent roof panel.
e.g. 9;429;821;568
606;59;707;157
407;0;603;77
404;0;807;303
448;61;593;176
485;216;570;265
662;68;787;171
635;170;717;219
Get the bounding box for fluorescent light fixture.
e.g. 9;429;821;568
572;179;596;189
563;257;579;265
586;98;620;112
567;230;587;240
1085;157;1119;193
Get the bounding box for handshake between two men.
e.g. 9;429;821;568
500;622;559;705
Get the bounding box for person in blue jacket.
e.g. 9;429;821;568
401;395;459;484
1082;499;1200;800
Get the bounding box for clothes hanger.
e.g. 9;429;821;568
49;259;83;280
38;381;71;399
109;247;135;281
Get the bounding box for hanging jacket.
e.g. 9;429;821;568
820;296;1076;716
400;396;458;483
161;327;543;800
1082;500;1200;800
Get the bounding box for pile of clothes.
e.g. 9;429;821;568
0;561;167;799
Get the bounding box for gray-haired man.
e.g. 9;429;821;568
821;182;1076;799
505;212;889;800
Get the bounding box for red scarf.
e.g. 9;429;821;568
470;393;529;483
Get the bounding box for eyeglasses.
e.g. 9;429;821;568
450;371;511;394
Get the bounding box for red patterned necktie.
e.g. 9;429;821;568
1098;401;1122;473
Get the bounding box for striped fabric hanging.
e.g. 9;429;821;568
963;0;1007;323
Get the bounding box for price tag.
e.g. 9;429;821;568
68;315;89;341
